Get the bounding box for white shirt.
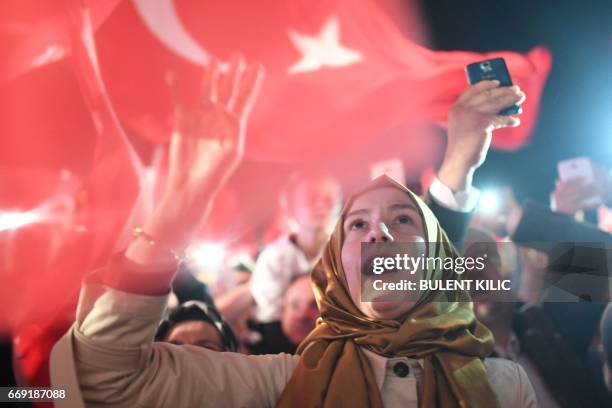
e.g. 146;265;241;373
50;283;536;408
250;235;315;322
251;177;480;322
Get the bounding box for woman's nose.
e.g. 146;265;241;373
368;222;394;243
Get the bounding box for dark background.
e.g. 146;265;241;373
417;0;612;203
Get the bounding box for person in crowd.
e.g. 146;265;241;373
464;227;608;407
514;245;549;304
505;171;611;361
248;274;318;354
250;113;502;328
155;300;239;352
508;158;612;246
214;263;257;347
249;163;486;326
492;170;612;406
50;55;533;407
176;253;254;346
465;185;549;305
550;162;612;218
158;255;245;352
279;274;318;348
250;170;342;323
510;198;612;244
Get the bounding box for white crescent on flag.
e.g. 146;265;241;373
131;1;362;76
131;0;210;66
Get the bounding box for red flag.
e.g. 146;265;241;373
0;0;121;84
1;0;552;390
1;0;142;390
96;0;551;161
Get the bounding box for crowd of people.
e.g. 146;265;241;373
46;55;612;407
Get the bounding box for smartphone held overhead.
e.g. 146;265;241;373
557;157;603;209
465;58;522;116
557;157;596;183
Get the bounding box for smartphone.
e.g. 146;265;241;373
465;58;521;115
558;157;595;183
557;157;601;208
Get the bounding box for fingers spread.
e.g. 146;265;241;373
218;54;246;108
201;58;221;104
166;70;185;121
234;62;265;121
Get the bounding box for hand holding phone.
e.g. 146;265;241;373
466;58;522;115
440;72;524;192
552;157;603;213
557;157;595;183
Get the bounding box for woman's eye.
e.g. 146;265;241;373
350;219;367;230
396;215;414;225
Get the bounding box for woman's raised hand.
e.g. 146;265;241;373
438;80;525;192
126;55;264;269
166;55;264;198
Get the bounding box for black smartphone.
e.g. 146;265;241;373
465;58;521;116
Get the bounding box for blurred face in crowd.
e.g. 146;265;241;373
465;242;515;327
165;320;225;351
281;274;319;345
341;187;426;320
289;176;341;232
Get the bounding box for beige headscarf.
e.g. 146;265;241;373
277;176;498;408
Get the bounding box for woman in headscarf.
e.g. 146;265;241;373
50;56;533;407
277;175;519;408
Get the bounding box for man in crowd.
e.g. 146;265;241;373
250;171;342;323
469;159;612;407
464;227;610;407
248;274;318;354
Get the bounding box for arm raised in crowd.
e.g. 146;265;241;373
50;69;527;408
509;165;612;246
510;200;612;246
48;56;302;408
121;56;264;289
506;181;610;360
431;80;526;242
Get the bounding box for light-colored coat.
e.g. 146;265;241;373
50;283;537;408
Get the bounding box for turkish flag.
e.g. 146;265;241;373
1;0;141;391
0;0;121;84
1;0;551;390
96;0;551;161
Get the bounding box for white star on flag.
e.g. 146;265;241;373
287;16;364;75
